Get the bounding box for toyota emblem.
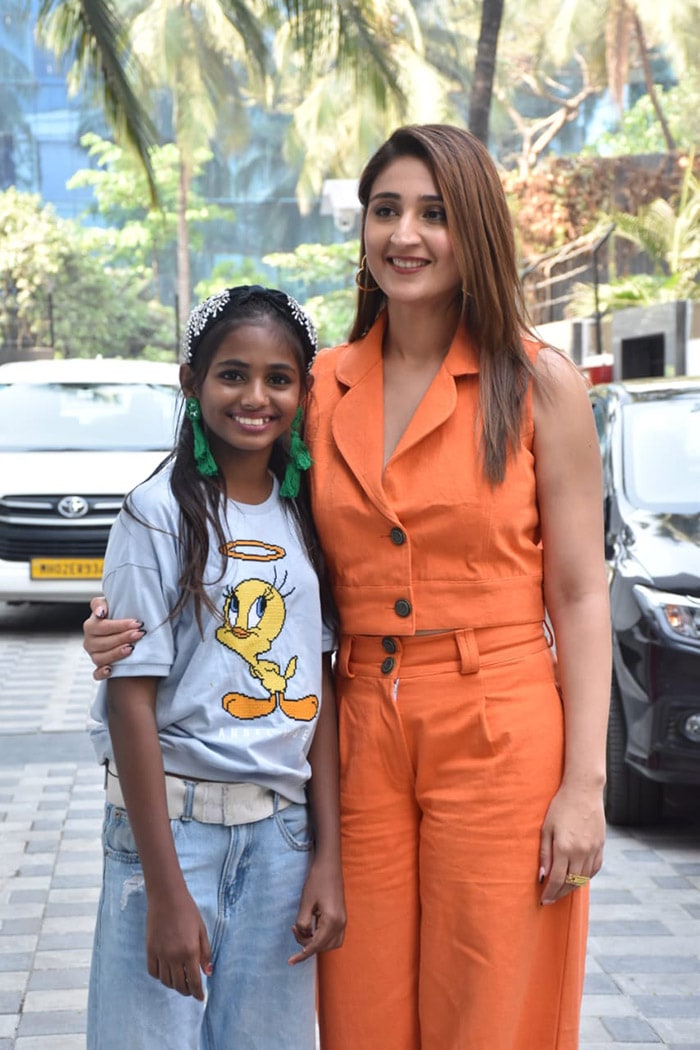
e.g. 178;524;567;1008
57;495;89;518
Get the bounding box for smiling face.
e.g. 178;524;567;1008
363;155;462;312
183;320;303;474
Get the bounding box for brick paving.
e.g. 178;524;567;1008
0;602;699;1048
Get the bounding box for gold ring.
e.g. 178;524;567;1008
565;872;590;887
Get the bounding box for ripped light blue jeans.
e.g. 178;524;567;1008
87;801;316;1050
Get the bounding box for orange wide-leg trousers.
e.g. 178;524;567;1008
318;625;588;1050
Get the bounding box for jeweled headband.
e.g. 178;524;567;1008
182;285;318;371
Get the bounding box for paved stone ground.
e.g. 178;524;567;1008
0;602;699;1049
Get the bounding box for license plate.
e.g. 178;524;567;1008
30;557;104;580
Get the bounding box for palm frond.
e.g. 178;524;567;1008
613;206;675;271
37;0;159;203
568;273;676;316
273;0;418;108
218;0;271;75
612;153;700;281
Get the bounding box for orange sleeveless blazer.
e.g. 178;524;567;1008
306;316;545;636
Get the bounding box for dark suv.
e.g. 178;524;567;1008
590;378;700;825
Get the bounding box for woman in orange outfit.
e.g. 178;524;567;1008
83;125;610;1049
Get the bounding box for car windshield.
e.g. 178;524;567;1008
0;381;180;451
623;397;700;512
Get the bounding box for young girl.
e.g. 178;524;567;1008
87;285;345;1050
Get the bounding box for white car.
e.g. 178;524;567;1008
0;358;181;603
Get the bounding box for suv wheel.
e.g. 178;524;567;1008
605;675;664;826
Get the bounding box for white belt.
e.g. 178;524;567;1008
105;765;291;826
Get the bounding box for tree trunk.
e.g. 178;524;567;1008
468;0;505;146
176;152;191;338
628;4;675;152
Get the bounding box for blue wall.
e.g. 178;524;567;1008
0;0;96;214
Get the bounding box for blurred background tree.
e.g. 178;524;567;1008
0;187;173;360
568;155;700;314
0;0;696;361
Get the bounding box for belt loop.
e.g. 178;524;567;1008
455;629;479;675
337;636;356;678
181;779;195;822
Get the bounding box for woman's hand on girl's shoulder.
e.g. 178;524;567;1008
83;596;145;680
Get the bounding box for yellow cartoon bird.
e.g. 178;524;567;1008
215;578;318;722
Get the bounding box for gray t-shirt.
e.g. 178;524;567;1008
90;465;334;804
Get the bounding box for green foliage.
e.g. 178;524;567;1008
0;187;175;360
303;289;356;348
264;239;359;346
37;0;159;202
584;86;700;156
612;157;700;287
568;156;700;316
274;6;451;214
193;251;357;346
68;134;236;292
194;259;269;301
569;273;686;316
264;240;359;285
23;0;700;338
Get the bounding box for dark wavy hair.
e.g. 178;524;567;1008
128;288;336;634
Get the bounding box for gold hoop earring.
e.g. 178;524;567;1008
355;255;378;292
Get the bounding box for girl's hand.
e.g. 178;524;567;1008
538;783;605;905
146;888;212;1000
288;858;346;965
83;596;145;680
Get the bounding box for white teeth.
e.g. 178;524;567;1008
390;258;427;269
235;416;269;426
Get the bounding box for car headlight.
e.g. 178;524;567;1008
682;714;700;743
633;584;700;643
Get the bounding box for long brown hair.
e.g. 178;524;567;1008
350;124;538;484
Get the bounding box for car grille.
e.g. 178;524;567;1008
0;494;123;562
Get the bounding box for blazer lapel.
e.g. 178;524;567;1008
390;327;480;463
331;319;394;516
329;319;481;507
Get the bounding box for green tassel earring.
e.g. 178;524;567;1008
185;397;219;477
280;406;313;499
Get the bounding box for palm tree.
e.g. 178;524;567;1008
468;0;504;145
547;0;700;151
126;0;278;330
570;157;700;314
611;155;700;294
35;0;413;325
37;0;160;199
274;1;450;213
